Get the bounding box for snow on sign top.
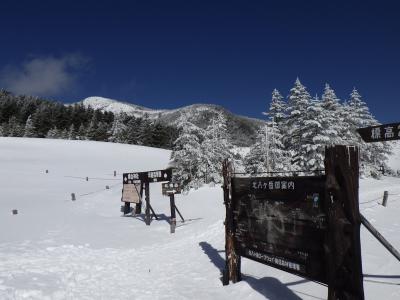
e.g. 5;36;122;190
123;169;172;184
357;122;400;143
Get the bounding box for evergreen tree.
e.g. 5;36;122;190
299;96;327;170
268;89;287;124
201;113;232;183
320;84;344;145
86;114;98;140
171;115;205;190
23;115;37;137
0;122;9;136
77;124;87;140
284;78;312;169
46;127;60;139
68;123;76;140
346;88;391;177
8;116;24;137
108;114;127;143
244;127;268;174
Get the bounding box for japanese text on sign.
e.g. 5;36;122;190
251;180;295;190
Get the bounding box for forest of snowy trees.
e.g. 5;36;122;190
0;90;176;149
171;78;392;190
0;78;391;192
246;78;391;178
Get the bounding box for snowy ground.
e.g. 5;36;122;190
0;137;399;299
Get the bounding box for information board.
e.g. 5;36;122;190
121;183;141;203
123;169;172;184
231;175;327;283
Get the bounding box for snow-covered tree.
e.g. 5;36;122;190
108;114;127;143
171;115;205;190
23;115;36;137
345;88;391;177
244;127;268;174
268;89;287;124
320;84;345;145
68;124;76;140
77;124;86;140
201;113;232;183
297;96;329;170
284;78;312;169
46;127;60;139
8;116;24;137
86;114;98;140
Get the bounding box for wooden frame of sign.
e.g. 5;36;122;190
222;145;364;300
122;169;172;225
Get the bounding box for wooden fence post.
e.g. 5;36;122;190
324;145;364;300
382;191;388;207
71;193;76;201
222;159;241;285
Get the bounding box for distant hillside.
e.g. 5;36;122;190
79;97;264;146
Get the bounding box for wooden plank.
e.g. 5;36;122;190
357;122;400;142
231;175;327;283
222;159;241;285
361;214;400;262
324;145;364;300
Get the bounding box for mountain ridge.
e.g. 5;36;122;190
78;96;265;146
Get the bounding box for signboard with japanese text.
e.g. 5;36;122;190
162;182;182;196
121;183;141;203
231;176;328;283
123;169;172;184
357;122;400;143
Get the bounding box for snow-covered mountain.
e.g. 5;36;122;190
78;96;265;146
80;96;167;117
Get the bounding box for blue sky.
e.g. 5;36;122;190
0;0;399;122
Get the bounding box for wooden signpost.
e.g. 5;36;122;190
122;169;172;225
223;145;365;300
162;182;184;233
357;122;400;143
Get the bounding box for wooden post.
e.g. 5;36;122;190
222;159;241;285
45;169;49;174
324;145;364;300
71;193;76;201
86;177;88;181
382;191;388;207
114;170;116;177
145;182;150;225
360;214;400;262
123;202;131;215
12;209;18;215
106;185;109;189
135;182;143;214
169;194;176;233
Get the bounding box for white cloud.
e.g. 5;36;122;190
0;54;88;97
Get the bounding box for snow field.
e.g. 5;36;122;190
0;137;399;299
